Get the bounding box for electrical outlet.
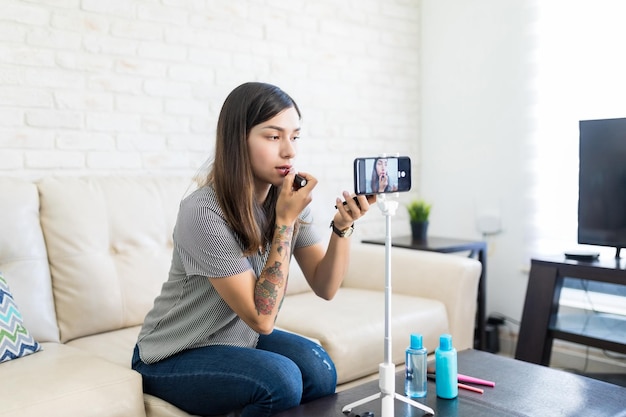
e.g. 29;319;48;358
477;213;502;235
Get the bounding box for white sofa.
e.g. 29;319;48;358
0;176;481;417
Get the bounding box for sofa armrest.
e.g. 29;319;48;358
342;242;482;350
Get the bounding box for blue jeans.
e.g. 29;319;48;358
132;330;337;417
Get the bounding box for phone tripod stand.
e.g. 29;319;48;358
342;195;435;417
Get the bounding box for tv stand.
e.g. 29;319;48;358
515;256;626;365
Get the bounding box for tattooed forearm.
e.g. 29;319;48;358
274;224;293;260
255;261;285;315
254;224;293;316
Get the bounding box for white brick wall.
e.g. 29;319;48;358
0;0;420;235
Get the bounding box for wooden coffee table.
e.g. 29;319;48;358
273;350;626;416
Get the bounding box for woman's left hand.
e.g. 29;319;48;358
333;192;375;230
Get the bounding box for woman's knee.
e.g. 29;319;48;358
256;332;337;402
300;344;337;402
245;357;303;415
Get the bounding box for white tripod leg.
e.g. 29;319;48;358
341;392;381;414
395;394;435;415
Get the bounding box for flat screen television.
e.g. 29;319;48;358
578;117;626;258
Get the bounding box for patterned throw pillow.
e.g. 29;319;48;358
0;272;42;363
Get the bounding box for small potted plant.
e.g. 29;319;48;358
407;199;432;241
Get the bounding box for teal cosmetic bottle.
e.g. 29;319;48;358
435;334;458;399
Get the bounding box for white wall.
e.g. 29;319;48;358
0;0;421;237
2;0;582;329
419;0;537;324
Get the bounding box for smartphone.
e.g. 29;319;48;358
354;156;411;195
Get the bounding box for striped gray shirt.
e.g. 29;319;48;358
137;185;320;364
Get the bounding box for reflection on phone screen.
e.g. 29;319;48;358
354;156;411;195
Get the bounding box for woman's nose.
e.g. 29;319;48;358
281;139;296;158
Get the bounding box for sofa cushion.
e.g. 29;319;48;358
66;325;141;368
343;243;481;351
276;288;449;384
0;178;60;343
0;342;146;417
0;272;42;363
37;177;190;343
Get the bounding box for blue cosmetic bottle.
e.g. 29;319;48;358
405;333;428;398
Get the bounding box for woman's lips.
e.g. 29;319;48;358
277;166;292;176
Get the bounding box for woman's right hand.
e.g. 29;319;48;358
378;172;388;192
276;171;316;225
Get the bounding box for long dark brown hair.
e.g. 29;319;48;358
204;82;301;255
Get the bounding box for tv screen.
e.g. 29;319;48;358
578;117;626;252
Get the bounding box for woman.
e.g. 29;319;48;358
369;157;398;194
132;82;373;417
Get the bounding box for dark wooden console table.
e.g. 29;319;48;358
361;235;487;350
515;256;626;365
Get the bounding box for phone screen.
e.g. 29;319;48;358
354;156;411;195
